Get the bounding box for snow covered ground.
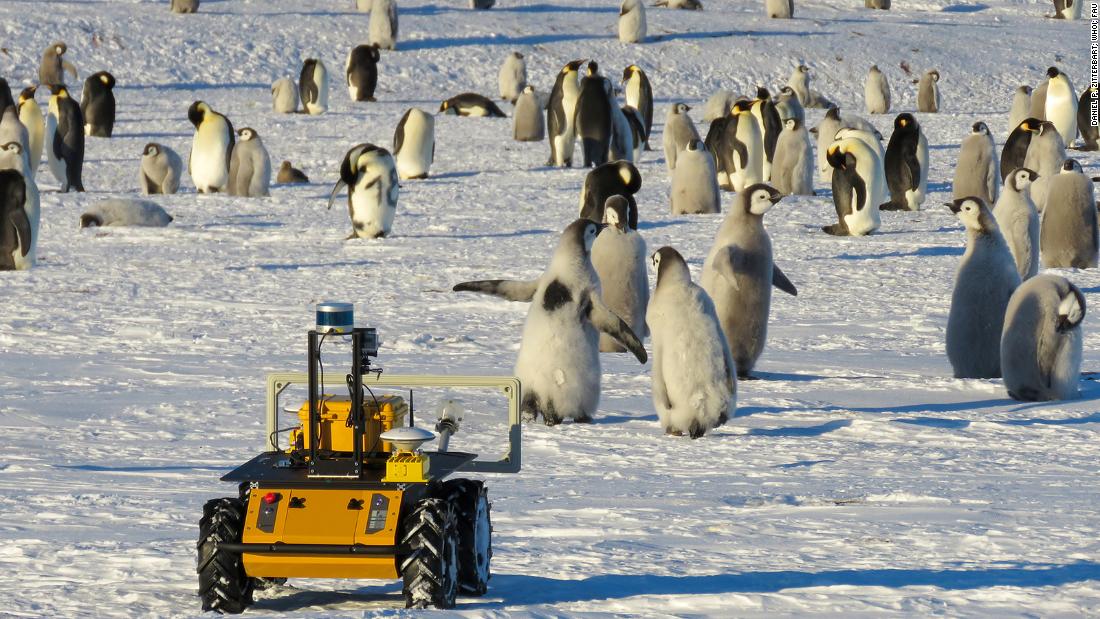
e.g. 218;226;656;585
1;0;1099;616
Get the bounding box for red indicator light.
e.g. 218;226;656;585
263;492;279;504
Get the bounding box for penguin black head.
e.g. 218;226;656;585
1062;159;1083;173
651;246;689;285
731;99;752;115
586;61;599;77
971;121;989;135
621;65;640;82
755;86;771;100
779;86;796;97
1019;85;1032;95
18;86;36;103
824;106;840;121
563;59;586;73
513;51;524;60
686;138;702;152
48;84;69;97
1;141;23;157
1017;117;1040;133
1046;66;1061;79
1057;284;1087;332
1009;167;1038;193
188;101;208;127
928;69;940;82
783;117;801;131
79;213;103;228
741;183;782;215
95;71;116;89
438;99;451;113
826;143;848;169
52;42;67;56
143;143;159;157
947;197;996;234
894;113;917;132
870;64;880;72
614;161;641;193
798;65;809;74
673;102;691;114
237;127;257;141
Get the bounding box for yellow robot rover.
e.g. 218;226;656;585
197;303;521;613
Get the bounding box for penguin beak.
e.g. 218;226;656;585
769;195;783;205
945;201;962;214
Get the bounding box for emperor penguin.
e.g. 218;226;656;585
81;71;116;137
775;87;805;125
834;126;884;163
771;117;814;196
39;42;77;87
0;143;40;270
703;90;735;123
592;196;649;352
0;80;11;111
1053;0;1082;18
1041;159;1099;269
187;101;234;194
654;0;703;7
299;59;329;115
917;69;941;113
882;113;928;211
1001;275;1085;401
751;87;782;181
1044;67;1078;146
952;121;999;204
671;138;720;214
612;105;644;163
171;0;200;12
946;197;1021;379
715;99;764;192
498;52;527;104
0;169;31;271
440;93;506;117
47;85;85;192
1024;120;1067;210
1030;79;1049;120
140;142;182;195
1008;85;1031;134
579;160;642;228
393;107;435;180
276;160;309;184
1078;86;1099;151
574;62;614;167
513;85;545;141
664;102;700;172
765;0;793;19
619;0;647;43
228;127;271;198
453;219;647;425
546;59;585;167
824;137;885;236
369;0;399;50
17;88;44;177
271;78;299;114
328;143;399;239
622;65;653;149
864;65;891;114
813;107;877;182
647;246;736;438
993;167;1040;281
346;44;381;103
701;184;797;378
80;198;173;228
1001;118;1040;181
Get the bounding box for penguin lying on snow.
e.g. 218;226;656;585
453;219;647;425
1002;275;1085;402
80;199;173;228
277;160;309;184
440;93;506;117
648;246;736;438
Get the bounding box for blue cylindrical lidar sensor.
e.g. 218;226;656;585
316;302;354;333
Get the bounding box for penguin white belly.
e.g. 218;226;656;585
192;124;229;192
1050;328;1083;399
514;310;600;418
618;10;646;42
396;117;433;180
44;113;65;187
19;108;43;179
350;176;394;238
655;317;734;433
464;105;491;117
905;132;928;210
348;84;359;101
626;78;641;109
1046;86;1078;146
557;90;580;164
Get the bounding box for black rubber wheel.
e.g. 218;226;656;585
441;479;492;595
400;497;459;609
197;497;254;614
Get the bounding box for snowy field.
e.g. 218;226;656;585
1;0;1099;616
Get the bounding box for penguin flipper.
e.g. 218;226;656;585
62;61;78;81
453;279;538;302
772;264;797;296
587;292;647;364
712;246;746;290
8;202;31;258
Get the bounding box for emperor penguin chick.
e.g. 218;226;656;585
228;127;271;197
992;167;1040;281
140;142;182;195
619;0;647;43
864;65;891;114
664;103;700;172
498;52;527;104
671;139;720;214
771;117;814;196
917;69;941;113
1001;275;1086;402
1008;85;1032;135
946;197;1021;379
648;246;737;438
369;0;399;50
592;196;650;352
453;219;647;425
1041;159;1098;269
513;86;545;141
952;121;998;204
701;184;798;378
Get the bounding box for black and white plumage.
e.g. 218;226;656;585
946;197;1020;379
439;93;506;117
0;169;30;271
1078;86;1099;151
706;99;762;192
1002;275;1085;402
47;85;85;192
0;106;30;174
621;65;653;149
1040;159;1098;269
647;246;736;438
1000;118;1039;181
952;121;998;203
299;58;329;115
452;219;647;425
774;86;805;125
81;71;116;137
579;160;642;229
992;167;1040;281
346;44;381;103
187;100;234;194
1024;120;1067;211
1052;0;1082;18
654;0;704;8
882;113;927;211
610;104;643;163
546;59;585;167
824;137;885;236
17;87;44;178
751;87;782;181
328;143;400;239
228;128;271;198
574;62;614;168
80;199;173;228
393;107;434;180
0;142;39;270
1044;67;1077;145
592;196;649;353
140;142;182;195
701;184;796;378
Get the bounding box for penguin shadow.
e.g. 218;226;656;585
400;32;608;51
596;411;660;424
490;3;619;13
224;260;374;272
830;245;963;261
941;3;989;12
746;419;852;437
636;220;685;231
121;82;269;92
650;30;834;42
109;132;190;139
251;586;404;612
404;228;553;240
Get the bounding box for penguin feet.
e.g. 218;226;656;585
688;421;706;439
879;202;907;211
738;373;759;381
665;427;683;436
367;97;378;102
717;411;729;426
822;223;849;236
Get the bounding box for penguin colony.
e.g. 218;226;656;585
0;3;1096;453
